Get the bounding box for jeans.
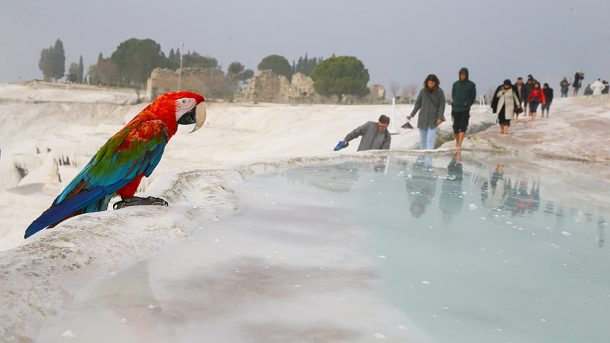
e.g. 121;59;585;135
419;127;436;150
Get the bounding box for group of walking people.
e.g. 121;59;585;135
406;68;475;150
334;68;477;154
335;67;595;154
492;74;556;134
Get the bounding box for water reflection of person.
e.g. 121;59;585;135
439;151;464;224
598;216;606;248
507;178;541;217
373;157;390;173
481;166;543;216
481;164;509;210
406;156;438;218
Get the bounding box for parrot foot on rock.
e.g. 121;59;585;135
113;196;169;210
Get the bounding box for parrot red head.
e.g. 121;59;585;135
146;91;207;135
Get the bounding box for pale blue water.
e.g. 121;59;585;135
37;154;610;342
276;155;610;343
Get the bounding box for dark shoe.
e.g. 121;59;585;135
113;196;169;210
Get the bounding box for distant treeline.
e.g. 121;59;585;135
39;38;372;102
39;38;323;88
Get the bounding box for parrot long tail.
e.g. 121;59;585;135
24;188;108;239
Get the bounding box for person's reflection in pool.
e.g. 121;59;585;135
555;205;566;229
529;181;541;213
406;156;438;218
506;178;542;217
373;157;389;173
439;151;464;224
481;164;509;210
544;201;555;216
598;216;606;248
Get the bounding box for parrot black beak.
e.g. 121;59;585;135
177;107;197;125
178;104;206;133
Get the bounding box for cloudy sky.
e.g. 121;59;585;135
1;0;608;93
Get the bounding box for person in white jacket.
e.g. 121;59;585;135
492;79;521;134
591;79;605;96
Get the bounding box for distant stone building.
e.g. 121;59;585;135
146;67;226;100
369;84;386;101
244;70;291;103
148;67;387;104
361;84;386;104
287;72;326;103
340;84;387;105
244;71;388;104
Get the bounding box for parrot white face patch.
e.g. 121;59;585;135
175;98;198;121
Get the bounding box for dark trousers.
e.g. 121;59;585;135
452;109;470;134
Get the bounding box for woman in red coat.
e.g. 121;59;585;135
527;81;546;120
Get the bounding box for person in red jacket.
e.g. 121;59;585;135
527;81;546;120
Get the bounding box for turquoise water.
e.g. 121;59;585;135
278;155;610;343
37;154;610;342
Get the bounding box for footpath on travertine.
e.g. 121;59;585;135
462;96;610;162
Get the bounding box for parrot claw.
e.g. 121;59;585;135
113;196;169;210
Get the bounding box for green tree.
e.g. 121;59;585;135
87;64;97;84
67;62;79;83
227;61;245;77
110;38;166;86
294;53;322;76
182;51;217;69
310;56;370;102
39;47;54;81
96;58;119;85
227;61;253;81
52;39;65;81
167;48;181;70
38;39;65;81
239;69;254;81
257;54;292;80
77;56;84;83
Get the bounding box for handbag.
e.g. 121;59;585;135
515;105;523;114
514;95;523;114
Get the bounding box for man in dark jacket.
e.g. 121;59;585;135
451;68;476;148
559;77;570;98
338;115;391;151
514;77;525;105
523;77;533;116
573;70;584;96
542;83;554;118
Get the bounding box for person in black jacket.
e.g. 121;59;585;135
451;67;476;148
559;77;570;98
523;77;533;116
572;70;584;96
513;77;526;119
542;83;554;118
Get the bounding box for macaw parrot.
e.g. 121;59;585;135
24;91;206;239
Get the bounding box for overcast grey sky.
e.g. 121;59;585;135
1;0;608;93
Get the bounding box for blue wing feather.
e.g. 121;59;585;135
24;120;168;238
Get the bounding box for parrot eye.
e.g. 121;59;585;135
181;99;187;104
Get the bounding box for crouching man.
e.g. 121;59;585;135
334;115;391;151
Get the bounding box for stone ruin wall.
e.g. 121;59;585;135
146;67;225;100
147;67;386;104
